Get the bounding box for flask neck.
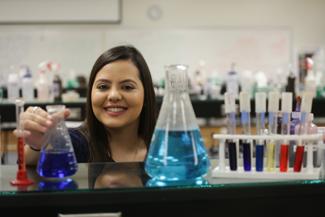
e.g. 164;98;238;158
165;68;189;92
166;86;188;93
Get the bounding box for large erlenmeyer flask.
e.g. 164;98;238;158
145;64;210;181
37;105;78;178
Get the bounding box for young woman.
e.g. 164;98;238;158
16;45;157;164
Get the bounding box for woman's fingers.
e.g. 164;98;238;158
51;108;71;123
21;106;53;132
22;118;50;133
13;129;31;138
17;106;71;134
26;106;51;120
64;108;71;119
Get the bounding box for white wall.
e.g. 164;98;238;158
0;0;324;85
122;0;325;50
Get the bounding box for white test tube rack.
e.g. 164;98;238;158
211;133;325;180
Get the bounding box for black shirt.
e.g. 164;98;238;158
68;128;89;163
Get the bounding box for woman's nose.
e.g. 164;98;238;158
107;87;122;101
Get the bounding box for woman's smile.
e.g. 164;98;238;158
104;105;128;116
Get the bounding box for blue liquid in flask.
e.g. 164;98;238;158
38;178;78;191
37;105;78;179
145;128;210;181
37;150;78;178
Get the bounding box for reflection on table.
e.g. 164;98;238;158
88;163;148;189
1;162;325;217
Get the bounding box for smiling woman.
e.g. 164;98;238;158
91;60;144;130
14;45;157;165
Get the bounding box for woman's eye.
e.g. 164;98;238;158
122;84;135;90
97;84;108;90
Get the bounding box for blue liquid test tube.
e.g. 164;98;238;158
239;91;252;171
255;92;266;172
224;92;237;171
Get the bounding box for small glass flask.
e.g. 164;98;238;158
145;64;210;181
37;105;78;178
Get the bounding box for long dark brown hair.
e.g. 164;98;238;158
80;45;156;162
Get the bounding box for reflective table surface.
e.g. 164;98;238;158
1;161;325;217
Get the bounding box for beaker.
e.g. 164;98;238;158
145;64;210;181
37;105;78;178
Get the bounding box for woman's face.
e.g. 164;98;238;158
91;60;144;130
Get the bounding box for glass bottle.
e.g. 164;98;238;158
52;74;63;102
20;65;34;101
145;64;210;181
226;63;239;98
7;65;20;102
51;62;63;102
37;105;78;178
285;65;296;99
35;69;50;101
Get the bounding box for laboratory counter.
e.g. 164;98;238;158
3;97;325;125
0;162;325;217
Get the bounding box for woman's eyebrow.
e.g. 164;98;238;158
121;78;136;83
120;79;138;84
94;78;111;83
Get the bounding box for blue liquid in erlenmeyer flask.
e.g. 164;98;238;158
37;150;78;178
145;128;210;181
146;176;208;187
38;178;78;191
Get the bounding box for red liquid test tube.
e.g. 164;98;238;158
279;144;289;172
293;145;305;172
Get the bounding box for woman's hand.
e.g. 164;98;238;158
13;106;70;151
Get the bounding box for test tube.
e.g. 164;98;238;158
293;91;313;172
10;99;33;186
224;92;237;171
0;115;2;166
255;92;266;172
266;91;280;171
239;91;251;171
279;92;292;172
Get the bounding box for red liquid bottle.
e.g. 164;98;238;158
11;137;33;186
10;99;33;186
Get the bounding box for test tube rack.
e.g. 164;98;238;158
211;133;325;180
